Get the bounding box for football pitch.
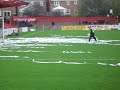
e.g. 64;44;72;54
0;30;120;90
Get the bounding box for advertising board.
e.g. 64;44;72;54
62;26;87;30
62;25;118;30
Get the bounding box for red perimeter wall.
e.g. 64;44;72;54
11;16;118;25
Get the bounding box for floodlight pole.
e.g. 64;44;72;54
109;0;113;16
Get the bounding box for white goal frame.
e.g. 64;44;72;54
0;17;5;41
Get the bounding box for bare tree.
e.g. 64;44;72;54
46;0;51;16
111;0;120;16
23;2;44;16
78;0;110;16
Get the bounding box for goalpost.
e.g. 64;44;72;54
0;17;5;42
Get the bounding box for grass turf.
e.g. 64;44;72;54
0;30;120;90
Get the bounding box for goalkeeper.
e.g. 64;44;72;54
88;27;97;42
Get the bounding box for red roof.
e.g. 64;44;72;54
0;0;29;8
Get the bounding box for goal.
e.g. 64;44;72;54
0;17;4;42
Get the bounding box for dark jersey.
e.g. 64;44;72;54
89;29;97;41
90;31;95;37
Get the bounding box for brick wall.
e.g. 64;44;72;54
50;0;78;15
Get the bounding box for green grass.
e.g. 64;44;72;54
0;30;120;90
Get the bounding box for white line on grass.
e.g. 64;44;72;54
0;56;19;58
0;56;29;59
62;51;92;54
32;58;120;61
32;59;120;67
32;59;87;64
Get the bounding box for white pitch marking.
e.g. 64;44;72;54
109;64;117;66
62;51;92;54
63;62;87;64
116;63;120;66
32;59;87;64
0;56;19;58
32;59;120;67
97;62;108;65
32;59;62;64
16;50;42;52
